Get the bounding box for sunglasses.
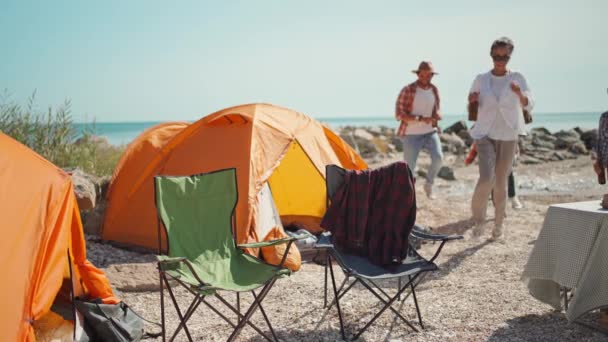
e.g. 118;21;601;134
492;54;511;62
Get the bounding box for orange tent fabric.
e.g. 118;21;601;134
101;103;367;255
0;132;118;341
103;121;189;251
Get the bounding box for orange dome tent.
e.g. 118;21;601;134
0;132;118;341
103;121;189;250
102;104;366;258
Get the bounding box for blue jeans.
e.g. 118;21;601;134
401;131;443;184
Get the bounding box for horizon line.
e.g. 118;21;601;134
75;110;605;124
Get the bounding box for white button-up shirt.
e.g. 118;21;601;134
469;71;534;141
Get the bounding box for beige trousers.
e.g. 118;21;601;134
471;137;517;228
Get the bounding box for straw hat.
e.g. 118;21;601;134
412;61;438;75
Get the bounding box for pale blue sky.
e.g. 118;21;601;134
1;0;607;122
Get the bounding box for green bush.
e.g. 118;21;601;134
0;91;123;176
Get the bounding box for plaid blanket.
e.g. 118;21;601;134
321;162;417;266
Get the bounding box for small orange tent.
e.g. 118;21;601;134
0;132;117;341
101;103;366;254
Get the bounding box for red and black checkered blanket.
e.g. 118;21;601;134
321;162;417;266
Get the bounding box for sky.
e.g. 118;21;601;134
1;0;607;123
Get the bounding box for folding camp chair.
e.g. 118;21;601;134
318;164;462;340
154;168;299;342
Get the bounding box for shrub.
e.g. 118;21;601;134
0;91;123;176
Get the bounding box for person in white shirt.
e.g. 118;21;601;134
468;37;534;241
395;61;443;199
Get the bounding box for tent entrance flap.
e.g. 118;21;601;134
268;140;325;218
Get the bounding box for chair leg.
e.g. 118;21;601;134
252;290;279;342
325;277;355;311
160;269;166;342
359;278;419;333
226;278;278;342
367;279;392;301
212;294;274;342
170;295;203;342
324;254;329;308
400;272;429;303
161;275;195;342
237;292;241;323
353;274;420;340
409;275;424;329
397;277;402;301
328;254;347;341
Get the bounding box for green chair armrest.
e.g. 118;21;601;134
238;233;311;249
158;256;187;264
157;256;187;270
238;237;295;249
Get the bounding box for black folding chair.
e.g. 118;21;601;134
317;164;462;340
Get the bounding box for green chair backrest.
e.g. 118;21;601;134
154;168;238;261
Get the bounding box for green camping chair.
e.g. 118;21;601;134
154;168;297;342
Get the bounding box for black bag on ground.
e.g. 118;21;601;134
75;299;144;342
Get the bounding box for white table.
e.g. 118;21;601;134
522;200;608;322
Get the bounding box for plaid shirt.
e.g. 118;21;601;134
395;81;442;136
321;162;417;266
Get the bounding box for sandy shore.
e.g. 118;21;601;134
89;155;608;341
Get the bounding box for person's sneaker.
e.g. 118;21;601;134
511;196;523;209
423;182;436;200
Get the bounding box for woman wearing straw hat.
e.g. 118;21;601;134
468;37;534;241
395;61;443;199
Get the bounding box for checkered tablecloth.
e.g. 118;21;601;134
522;200;608;321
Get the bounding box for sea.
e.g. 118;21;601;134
75;111;604;146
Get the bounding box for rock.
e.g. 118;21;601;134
440;133;467;155
341;129;381;158
367;126;383;137
457;130;474;147
554;135;580;149
437;166;456;181
444;121;468;135
531;137;555;150
531;127;552;135
535;133;557;142
520;155;542;164
552;152;566;161
98;175;112;200
68;169;97;210
569;142;588;155
353;128;375;141
580;129;598;150
81;203;105;235
372;137;394;154
391;137;403;152
556;129;581;138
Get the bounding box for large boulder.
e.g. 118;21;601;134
580;129;598;150
68;169;97;210
444;121;468;135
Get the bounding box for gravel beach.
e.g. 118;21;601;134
88;155;608;341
